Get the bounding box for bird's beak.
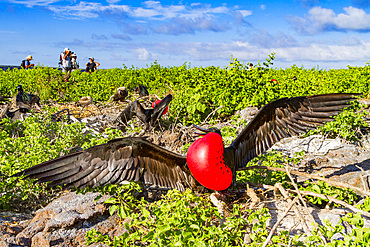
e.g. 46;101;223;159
192;124;210;136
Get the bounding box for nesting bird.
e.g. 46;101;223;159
116;94;172;130
76;96;93;107
16;85;41;112
135;85;149;97
15;93;360;192
112;87;128;102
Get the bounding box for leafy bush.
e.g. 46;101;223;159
299;180;358;207
85;182;275;246
236;151;303;185
1;55;368;125
0;108;122;211
305;101;368;142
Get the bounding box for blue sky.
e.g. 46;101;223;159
1;0;370;69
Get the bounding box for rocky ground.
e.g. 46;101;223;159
2;98;370;246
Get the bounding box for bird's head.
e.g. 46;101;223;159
17;85;23;92
186;124;232;191
192;124;222;137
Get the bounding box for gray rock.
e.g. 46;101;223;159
270;134;370;190
1;192;116;247
236;106;259;120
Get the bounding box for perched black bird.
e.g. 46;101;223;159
116;94;172;130
16;85;40;112
14;93;360;191
112;87;129;102
135;85;149;97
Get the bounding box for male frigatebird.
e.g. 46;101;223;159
14;93;360;191
135;85;149;97
16;85;41;112
115;94;172;130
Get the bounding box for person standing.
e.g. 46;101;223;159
61;48;72;81
21;55;34;69
85;57;100;73
71;53;79;71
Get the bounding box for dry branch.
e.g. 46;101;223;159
241;165;370;197
275;183;312;237
262;197;299;247
287;189;370;218
210;192;227;225
285;166;327;244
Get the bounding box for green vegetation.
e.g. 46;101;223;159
84;183;277;246
1;55;370;245
0;107;122;211
1;54;369;125
305;101;369;142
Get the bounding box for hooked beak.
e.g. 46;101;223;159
192;124;210;136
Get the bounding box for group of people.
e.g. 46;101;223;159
21;47;100;81
60;48;100;81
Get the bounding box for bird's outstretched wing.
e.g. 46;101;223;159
149;94;172;127
14;137;195;191
115;103;135;125
115;94;172;130
230;93;361;169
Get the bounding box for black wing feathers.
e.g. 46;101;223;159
15;137;195;191
115;94;172;130
231;93;361;169
150;94;172;127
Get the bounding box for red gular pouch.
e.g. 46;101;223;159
186;132;232;191
152;100;168;115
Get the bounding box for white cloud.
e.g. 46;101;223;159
7;0;234;23
239;10;252;17
290;6;370;33
107;0;121;3
111;52;126;61
148;39;370;65
260;5;266;10
7;0;60;7
47;2;130;19
134;48;157;60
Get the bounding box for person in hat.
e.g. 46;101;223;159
85;57;100;73
60;48;72;81
21;55;34;69
71;53;79;71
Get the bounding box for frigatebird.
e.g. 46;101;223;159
14;93;360;191
115;94;172;130
16;85;41;112
135;85;149;97
112;87;129;102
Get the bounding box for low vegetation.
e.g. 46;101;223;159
1;55;370;245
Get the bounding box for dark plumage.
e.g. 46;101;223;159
135;85;149;97
112;87;128;102
116;94;172;130
15;137;196;191
14;93;360;191
16;85;40;112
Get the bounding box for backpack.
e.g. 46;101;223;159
21;60;26;68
